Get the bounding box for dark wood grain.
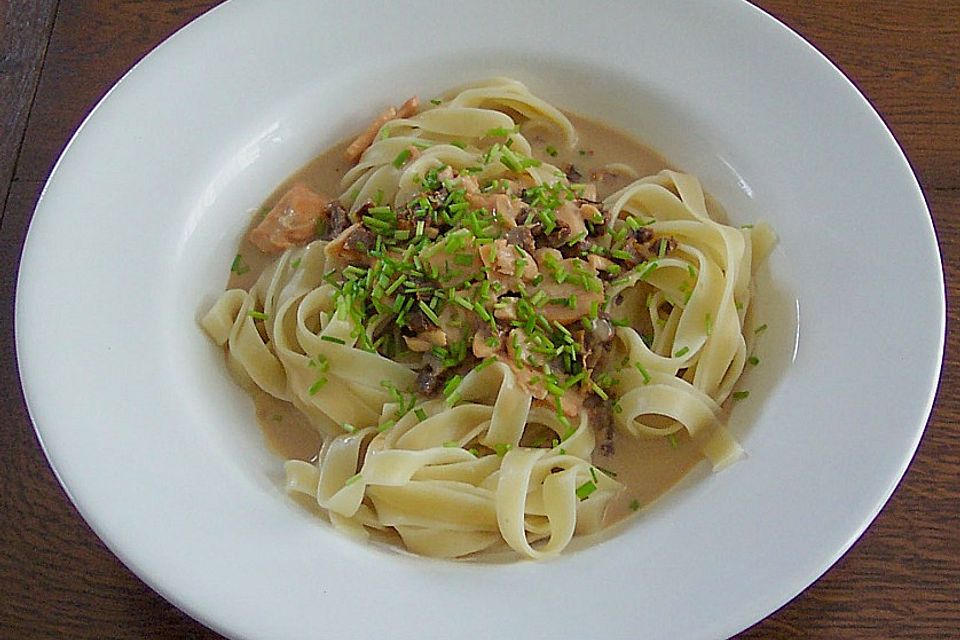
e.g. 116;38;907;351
0;0;58;223
1;1;957;638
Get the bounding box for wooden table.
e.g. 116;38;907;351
1;1;957;637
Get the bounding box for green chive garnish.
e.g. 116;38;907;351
493;443;513;457
575;481;597;500
634;362;651;384
230;254;250;275
417;300;441;326
308;377;327;395
392;148;412;168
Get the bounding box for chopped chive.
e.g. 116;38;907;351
748;355;760;366
414;408;428;421
596;466;618;478
443;374;463;397
344;473;363;486
473;301;492;323
230;254;250;275
732;390;750;400
754;323;768;335
385;274;407;295
635;261;658;280
493;443;513;457
545;145;558;157
377;419;396;433
658;238;668;257
392;148;412;168
673;346;689;357
575;480;597;500
450;140;466;149
247;310;268;320
342;422;357;433
475;357;497;372
589;380;609;400
443;440;459;448
362;215;391;232
321;335;346;345
634;362;651;384
629;499;641;511
430;98;442;105
308;377;328;395
484;126;514;138
417;300;441;326
667;433;679;449
291;258;302;269
545;381;565;397
611;249;633;261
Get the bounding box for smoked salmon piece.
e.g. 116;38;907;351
345;96;420;162
248;184;329;253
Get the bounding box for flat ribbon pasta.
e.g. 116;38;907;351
202;78;773;560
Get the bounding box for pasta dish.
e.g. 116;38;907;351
201;78;774;559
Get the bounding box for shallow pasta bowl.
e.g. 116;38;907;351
15;1;944;639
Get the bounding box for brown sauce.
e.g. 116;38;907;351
230;111;716;528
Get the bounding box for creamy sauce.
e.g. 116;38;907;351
229;111;715;527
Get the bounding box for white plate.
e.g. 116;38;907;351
16;1;944;638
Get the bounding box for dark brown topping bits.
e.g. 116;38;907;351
322;161;680;422
321;200;350;240
504;225;536;254
416;354;444;396
564;164;583;182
